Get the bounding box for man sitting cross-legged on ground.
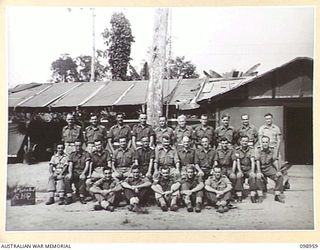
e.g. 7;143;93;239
121;165;152;213
204;166;232;213
151;167;181;212
255;136;285;203
89;167;122;212
180;165;204;213
45;142;69;205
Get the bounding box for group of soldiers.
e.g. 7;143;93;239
46;112;289;213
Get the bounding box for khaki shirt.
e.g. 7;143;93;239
61;125;82;143
258;124;281;147
153;174;180;191
232;146;254;171
155;146;180;168
93;177;122;191
108;124;132;143
112;147;135;169
134;147;155;167
195;148;216;171
214;125;235;144
205;175;231;191
84;125;107;144
132;124;155;141
49;153;69;174
174;126;193;145
91;150;111;169
214;147;234;167
154;126;174;144
178;148;195;166
236;125;258;145
124;176;150;186
68;150;91;175
193;125;215;146
255;146;278;169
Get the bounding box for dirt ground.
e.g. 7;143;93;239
6;163;314;230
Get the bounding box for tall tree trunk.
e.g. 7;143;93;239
147;8;169;127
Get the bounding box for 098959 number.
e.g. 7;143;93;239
300;244;318;248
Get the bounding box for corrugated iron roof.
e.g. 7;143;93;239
8;84;51;107
19;82;81;107
51;82;107;107
82;80;134;107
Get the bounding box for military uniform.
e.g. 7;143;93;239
155;146;180;177
86;150;111;189
91;176;122;207
112;147;135;179
174;126;193;148
48;152;69;194
177;147;195;179
132;124;155;147
134;147;155;177
180;175;203;205
152;173;181;204
84;125;107;153
193;125;215;147
107;124;132;151
255;146;283;192
194;147;216;179
154;126;174;146
236;125;258;146
232;146;256;192
214;125;235;146
258;124;281;149
61;125;82;155
214;147;234;176
205;175;232;205
122;175;151;205
65;150;91;196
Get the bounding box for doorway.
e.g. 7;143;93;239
285;106;313;164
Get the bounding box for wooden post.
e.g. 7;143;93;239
147;8;169;127
90;8;96;82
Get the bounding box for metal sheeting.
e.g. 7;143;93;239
197;77;253;102
8;84;51;107
82;80;134;107
168;78;205;105
19;82;81;107
51;82;107;107
114;81;148;106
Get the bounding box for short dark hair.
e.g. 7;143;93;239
94;139;102;144
261;135;270;141
131;165;140;171
74;139;82;144
240;135;249;140
119;137;127;142
221;113;230;119
56;142;64;148
264;113;273;118
116;112;124;117
201;114;208;118
220;137;228;143
103;167;112;172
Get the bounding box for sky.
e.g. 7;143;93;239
6;6;314;87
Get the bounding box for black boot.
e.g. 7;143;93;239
65;196;73;205
45;197;54;205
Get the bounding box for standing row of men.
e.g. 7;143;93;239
46;112;288;213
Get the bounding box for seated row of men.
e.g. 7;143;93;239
46;132;286;212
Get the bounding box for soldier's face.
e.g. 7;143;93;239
262;138;270;149
265;115;273;125
95;141;103;151
57;145;64;154
240;137;249;147
159;117;166;127
66;115;74;125
116;115;123;124
139;114;147;124
142;138;149;148
161;169;170;178
222;117;229;127
75;142;82;152
178;118;186;127
90;116;98;126
119;139;127;148
214;168;222;179
201;138;209;148
183;138;190;148
201;116;208;126
104;170;112;180
241;115;249;126
221;140;228;149
132;169;140;179
187;168;195;178
162;138;170;148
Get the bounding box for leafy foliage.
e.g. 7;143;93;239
102;12;135;80
166;56;199;79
